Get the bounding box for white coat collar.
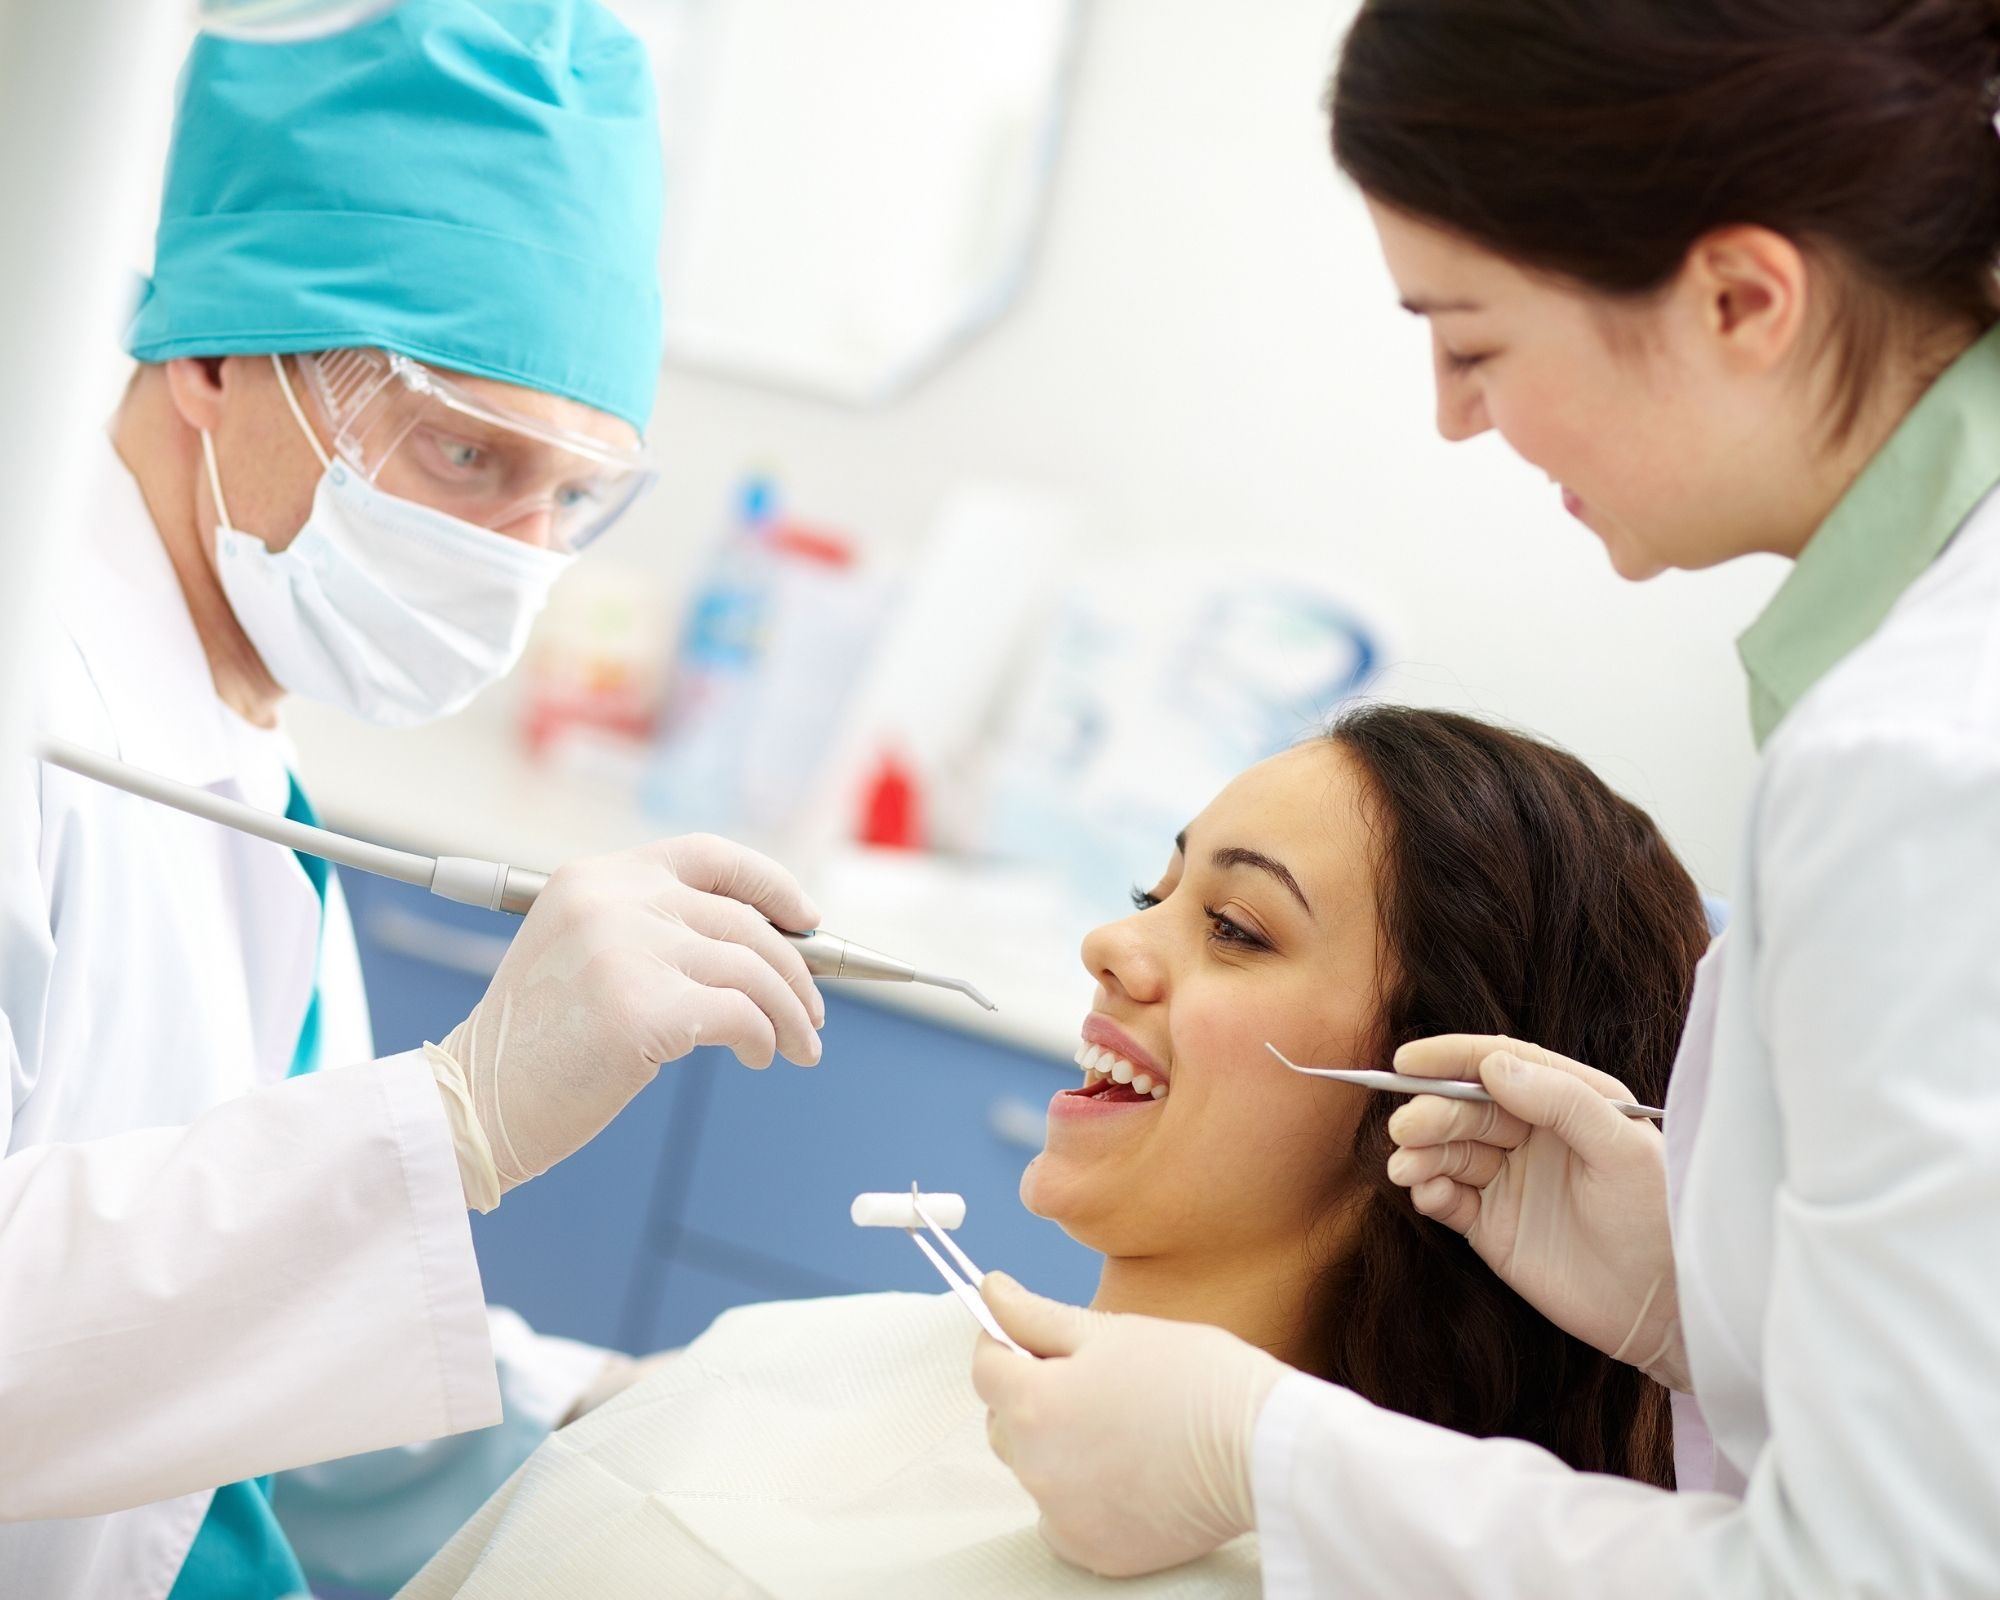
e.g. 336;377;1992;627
59;432;273;790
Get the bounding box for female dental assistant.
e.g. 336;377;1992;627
973;1;2000;1593
0;5;826;1596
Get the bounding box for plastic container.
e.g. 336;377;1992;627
731;522;882;836
643;476;779;831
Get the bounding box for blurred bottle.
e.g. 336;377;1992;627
855;746;924;850
519;562;670;769
643;475;779;830
733;523;883;836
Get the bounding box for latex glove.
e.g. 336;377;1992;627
1386;1034;1688;1390
428;834;825;1209
971;1273;1285;1577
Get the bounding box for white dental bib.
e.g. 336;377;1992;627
400;1291;1261;1599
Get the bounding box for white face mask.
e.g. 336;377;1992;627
203;356;573;728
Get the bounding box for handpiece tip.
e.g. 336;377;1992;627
918;972;998;1012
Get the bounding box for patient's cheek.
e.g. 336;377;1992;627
1180;1006;1369;1183
1173;1011;1267;1097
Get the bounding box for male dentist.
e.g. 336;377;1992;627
0;4;825;1594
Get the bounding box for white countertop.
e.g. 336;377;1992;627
284;701;1096;1063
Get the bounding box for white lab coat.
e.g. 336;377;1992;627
0;439;602;1597
1249;487;2000;1595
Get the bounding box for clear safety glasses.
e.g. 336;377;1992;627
295;349;656;552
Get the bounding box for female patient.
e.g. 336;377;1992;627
403;706;1709;1599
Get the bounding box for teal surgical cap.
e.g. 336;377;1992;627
128;0;664;432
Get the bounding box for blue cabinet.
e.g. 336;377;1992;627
339;870;1102;1355
635;1254;817;1352
673;1005;1097;1303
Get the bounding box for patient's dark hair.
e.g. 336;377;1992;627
1303;705;1707;1487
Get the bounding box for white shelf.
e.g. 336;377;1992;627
284;700;1094;1063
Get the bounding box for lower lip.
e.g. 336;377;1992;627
1561;487;1587;521
1047;1085;1163;1120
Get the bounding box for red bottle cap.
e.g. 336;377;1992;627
857;748;923;850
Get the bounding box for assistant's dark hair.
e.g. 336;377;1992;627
1304;705;1708;1486
1329;0;2000;433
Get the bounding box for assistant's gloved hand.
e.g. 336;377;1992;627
427;834;825;1210
1386;1034;1688;1390
971;1274;1285;1577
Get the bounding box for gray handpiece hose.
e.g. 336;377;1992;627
34;737;995;1009
39;735;444;890
37;735;801;921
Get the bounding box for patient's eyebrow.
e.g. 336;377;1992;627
1400;295;1483;316
1211;847;1312;918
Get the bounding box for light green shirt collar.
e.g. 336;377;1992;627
1738;323;2000;747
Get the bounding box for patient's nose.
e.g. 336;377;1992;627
1081;913;1166;1006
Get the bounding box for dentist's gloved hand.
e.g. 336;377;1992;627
971;1274;1285;1577
1386;1034;1687;1390
427;834;825;1210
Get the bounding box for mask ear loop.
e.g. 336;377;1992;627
200;356;335;539
199;428;236;537
270;352;333;472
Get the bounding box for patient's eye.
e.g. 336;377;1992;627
1204;904;1269;950
1130;885;1162;911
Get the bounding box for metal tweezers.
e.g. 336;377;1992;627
902;1183;1033;1358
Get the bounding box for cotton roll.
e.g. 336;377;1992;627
850;1192;967;1230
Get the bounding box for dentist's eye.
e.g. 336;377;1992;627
1203;904;1268;950
1130;886;1162;911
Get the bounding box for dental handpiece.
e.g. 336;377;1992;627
780;929;996;1011
426;867;995;1009
36;736;997;1011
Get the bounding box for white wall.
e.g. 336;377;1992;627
595;0;1784;894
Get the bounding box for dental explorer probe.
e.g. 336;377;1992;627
1265;1042;1665;1120
36;736;997;1011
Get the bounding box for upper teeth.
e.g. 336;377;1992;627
1072;1042;1168;1098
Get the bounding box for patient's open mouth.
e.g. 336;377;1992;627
1067;1042;1168;1102
1065;1076;1161;1105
